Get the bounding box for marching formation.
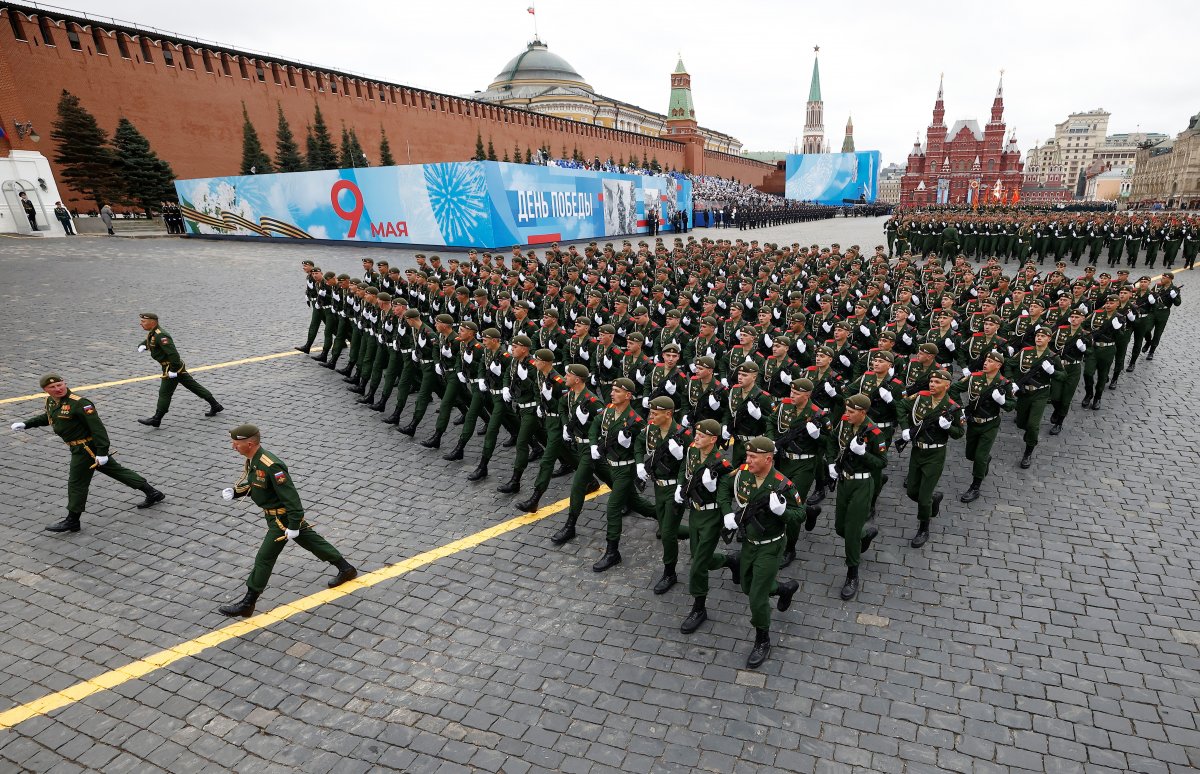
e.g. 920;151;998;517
294;235;1183;667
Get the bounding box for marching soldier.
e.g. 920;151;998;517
722;360;776;465
295;262;324;354
1081;295;1122;410
1143;272;1183;361
676;419;736;634
638;396;693;594
217;424;357;617
466;328;520;482
549;364;605;545
771;378;833;567
950;351;1013;503
495;334;544;495
1047;308;1089;433
1006;327;1061;469
515;349;573;513
135;313;223;427
830;394;887;600
895;370;965;548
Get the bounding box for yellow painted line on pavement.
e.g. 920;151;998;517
0;348;322;406
0;486;609;730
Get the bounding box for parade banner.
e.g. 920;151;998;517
784;151;880;205
174;162;691;249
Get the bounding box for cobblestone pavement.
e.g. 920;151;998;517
1;219;1198;774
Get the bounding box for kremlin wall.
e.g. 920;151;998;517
0;4;773;210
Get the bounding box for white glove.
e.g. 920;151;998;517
1075;339;1086;352
827;464;839;480
746;401;762;420
137;344;147;353
902;333;913;345
501;387;512;402
708;394;721;410
991;388;1005;405
824;382;837;397
806;421;820;439
435;364;444;376
285;528;300;540
636;463;648;482
10;422;25;431
674;486;684;505
590;445;601;460
417;335;427;349
723;512;738;531
901;428;912;442
839;354;851;367
1169;290;1178;299
536;406;543;418
1126;311;1136;322
668;438;684;459
859;324;871;336
781;371;792;385
961;367;972;379
879;386;893;403
1148;294;1156;304
721;425;731;441
635;370;646;385
562;426;570;442
167;371;178;379
701;468;718;491
720;378;729;388
617;430;631;448
664;380;676;395
681;415;690;427
576;406;590;424
477;378;487;391
769;492;787;515
95;455;109;466
937;416;952;430
945;339;956;352
796;339;807;354
1112;317;1122;330
642;397;651;409
457;371;468;383
849;438;866;455
489;361;502;375
221;487;235;501
1041;360;1055;375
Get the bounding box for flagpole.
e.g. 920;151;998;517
530;2;539;39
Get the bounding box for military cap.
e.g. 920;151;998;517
739;325;758;337
651;284;665;293
918;343;940;355
695;418;722;436
984;314;1002;324
546;278;561;288
442;279;455;287
632;305;649;315
534;348;555;362
323;271;336;280
737;359;760;373
139;312;159;320
573;317;590;327
789;291;804;300
567;363;590;378
986;349;1006;364
1029;298;1047;308
746;435;776;454
229;423;260;440
792;377;815;392
482;327;501;339
589;288;605;298
817;345;835;357
377;292;393;302
649;396;675;411
460;320;479;332
730;301;745;311
301;259;315;267
599;324;616;334
612;377;636;393
1115;269;1130;275
1138;275;1152;282
834;320;854;331
336;273;350;281
1033;325;1052;335
39;373;64;389
403;308;420;319
435;313;454;324
363;286;378;294
878;330;897;341
349;278;363;287
871;350;896;363
626;331;645;343
389;267;402;275
700;316;717;326
391;294;408;305
665;309;682;319
846;394;872;411
512;334;533;347
931;369;952;381
612;295;629;306
1068;307;1086;317
695;356;716;369
473;288;490;297
661;342;681;354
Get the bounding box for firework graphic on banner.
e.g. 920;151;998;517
424;162;489;245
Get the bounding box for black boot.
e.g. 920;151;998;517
466;462;488;481
807;486;826;506
1091;395;1102;410
453;413;466;426
931;492;943;519
515;484;547;513
218;589;259;618
370;399;388;412
1049;422;1063;435
398;420;418;436
319;359;337;370
592;540;621;572
528;443;544;461
502;435;517;448
780;542;797;569
1125;362;1136;373
295;346;310;354
420;431;443;449
204;401;224;418
497;473;521;494
138;412;164;427
443;440;466;461
336;365;353;376
1020;445;1035;469
356;388;376;405
960;477;983;503
137;485;165;509
312;352;327;363
584;478;601;494
382;406;403;425
552;462;572;478
1107;377;1118;391
680;596;708;634
327;558;357;588
653;564;677;595
1080;393;1093;410
724;552;741;582
45;511;82;533
550;514;578;545
910;522;930;548
348;383;366;395
775;579;799;612
804;504;821;532
839;566;859;600
746;628;771;669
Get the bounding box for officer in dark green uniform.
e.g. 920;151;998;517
638;396;693;594
1144;272;1183;360
136;313;222;427
550;364;606;545
218;425;357;617
515;349;574;512
13;374;164;532
496;334;543;495
1082;295;1122;410
950;351;1012;503
770;378;833;567
295;262;324;354
1047;308;1088;433
896;370;965;548
722;360;776;465
830;394;887;600
676;419;736;635
1007;327;1061;469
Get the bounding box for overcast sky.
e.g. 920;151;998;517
69;0;1199;165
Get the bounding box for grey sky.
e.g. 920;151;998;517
68;0;1200;166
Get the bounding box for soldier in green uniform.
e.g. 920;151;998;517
418;314;465;448
216;424;357;617
549;364;605;545
771;378;833;567
295;262;324;354
440;321;487;461
397;308;440;436
896;371;965;548
1007;327;1061;469
1047;308;1089;433
322;274;354;370
830;394;887;600
13;374;165;532
515;349;574;512
1144;272;1183;361
676;419;736;634
721;360;776;465
135;313;223;427
1081;295;1122;410
1109;287;1137;389
722;436;802;668
638;396;693;594
310;271;337;363
950;351;1012;503
466;328;520;482
495;334;544;495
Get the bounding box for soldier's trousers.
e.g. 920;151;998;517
321;309;338;354
345;325;362;368
407;364;441;427
510;407;540;479
328;316;352;363
1015;388;1050;448
1088;240;1104;263
1145;242;1161;268
155;370;215;415
532;416;577;491
247;517;343;594
480;394;519;465
905;447;947;525
455;384;490;449
964;419;1000;481
302;306;324;349
834;477;873;568
391;359;430;419
367;341;391;391
356;335;379;379
1083;346;1116;400
1108;241;1125;266
686;504;731;597
778;455;818;549
377;351;408;404
1148;312;1171;354
1126;240;1141;266
1128;320;1152;366
739;534;785;630
1049;361;1082;424
602;464;655;542
1112;333;1132;382
568;452;610;521
654;481;689;566
1164;242;1181;268
1184;242;1199;270
67;447;149;513
870;426;895;511
433;375;472;436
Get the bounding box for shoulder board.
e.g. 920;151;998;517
1058;324;1069;329
721;459;732;469
948;398;959;406
739;464;749;471
781;397;794;405
919;390;931;396
1022;346;1034;351
869;426;881;435
552;375;564;384
972;370;984;376
154;328;162;334
973;332;983;337
258;453;275;466
773;472;784;480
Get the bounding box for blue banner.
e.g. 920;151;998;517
784;151;880;205
173;162;691;249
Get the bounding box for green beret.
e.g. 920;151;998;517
774;335;792;347
544;308;560;319
878;330;897;341
649;396;675;411
918;343;940;355
817;345;835;357
846;394;872;411
139;312;158;321
377;292;392;302
746;436;775;454
791;377;814;392
695;418;722;436
1033;325;1052;335
661;343;681;354
482;327;501;339
739;325;758;337
534;348;555;362
695;356;716;369
612;377;636;393
336;273;350;281
573;317;591;327
666;310;682;319
323;271;336;280
931;369;952;381
435;313;454;324
39;373;64;389
835;320;853;331
229;423;260;440
626;332;645;343
460;320;479;332
612;296;629;306
403;309;420;319
349;279;363;287
363;286;378;295
986;349;1006;364
632;306;649;315
512;334;533;347
984;314;1002;324
599;324;617;334
871;350;895;363
789;291;804;300
473;288;490;297
737;359;760;373
1068;307;1086;317
700;316;717;326
567;363;590;378
391;294;407;306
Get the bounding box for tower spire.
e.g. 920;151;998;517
841;114;854;153
801;45;825;154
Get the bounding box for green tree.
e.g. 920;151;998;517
513;140;521;163
240;104;273;175
502;149;510;162
473;132;486;161
273;104;304;172
524;147;532;164
486;138;497;161
111;117;177;215
650;155;660;173
50;89;119;206
347;127;366;167
641;151;649;169
379;128;396;166
306;104;338;170
339;126;354;168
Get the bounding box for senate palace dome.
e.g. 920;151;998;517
489;40;591;92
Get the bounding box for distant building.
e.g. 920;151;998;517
878;163;905;204
1083;165;1132;202
1022;142;1074;204
841;116;855;153
1025;110;1169;198
1129;110;1200;208
801;48;825;154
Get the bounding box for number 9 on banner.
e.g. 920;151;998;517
331;179;364;238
